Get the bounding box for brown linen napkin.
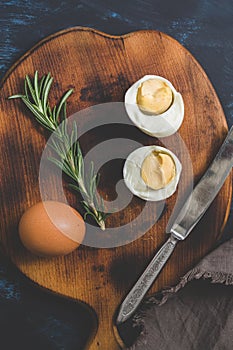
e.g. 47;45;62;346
127;238;233;350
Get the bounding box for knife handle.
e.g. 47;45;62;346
117;235;178;324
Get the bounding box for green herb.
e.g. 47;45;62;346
9;71;107;230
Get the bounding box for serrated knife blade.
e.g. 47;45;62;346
117;126;233;324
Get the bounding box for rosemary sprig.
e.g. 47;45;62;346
9;71;107;230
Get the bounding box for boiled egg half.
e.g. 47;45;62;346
123;145;182;201
125;75;184;137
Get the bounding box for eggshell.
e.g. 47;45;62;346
19;201;86;257
125;75;184;137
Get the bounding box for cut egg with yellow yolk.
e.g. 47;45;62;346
123;146;182;201
125;75;184;137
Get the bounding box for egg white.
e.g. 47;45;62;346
123;145;182;201
124;75;184;137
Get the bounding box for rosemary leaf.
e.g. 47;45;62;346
38;75;46;96
47;156;64;170
56;89;73;122
34;71;40;104
8;94;24;99
42;76;53;117
25;75;37;104
24;78;29;99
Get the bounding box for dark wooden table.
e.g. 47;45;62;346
0;1;232;349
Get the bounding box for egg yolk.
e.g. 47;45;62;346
136;79;173;114
141;151;176;190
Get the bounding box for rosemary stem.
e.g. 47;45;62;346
78;178;106;230
9;71;107;230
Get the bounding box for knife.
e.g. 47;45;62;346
117;126;233;324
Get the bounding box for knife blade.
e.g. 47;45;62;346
117;126;233;324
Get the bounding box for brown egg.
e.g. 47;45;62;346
19;201;86;257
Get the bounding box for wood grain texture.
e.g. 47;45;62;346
0;27;232;350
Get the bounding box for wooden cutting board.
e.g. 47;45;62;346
0;27;232;349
